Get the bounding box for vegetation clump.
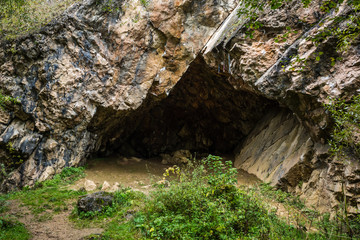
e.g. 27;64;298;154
0;0;78;40
0;215;30;240
326;95;360;158
0;92;19;109
85;155;313;239
8;167;86;216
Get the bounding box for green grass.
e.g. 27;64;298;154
8;167;86;216
0;215;30;240
0;0;79;40
0;167;85;240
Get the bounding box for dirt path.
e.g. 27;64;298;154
7;200;103;240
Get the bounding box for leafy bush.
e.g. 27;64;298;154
323;95;360;239
130;155;306;239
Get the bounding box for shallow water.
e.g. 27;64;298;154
72;156;260;193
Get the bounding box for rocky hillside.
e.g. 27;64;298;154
0;0;359;213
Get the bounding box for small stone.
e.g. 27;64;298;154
109;182;120;192
156;179;170;187
101;181;111;191
130;157;142;162
84;179;97;192
172;150;191;164
125;210;136;220
332;183;342;193
160;153;171;165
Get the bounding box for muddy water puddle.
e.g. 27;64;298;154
72;156;260;193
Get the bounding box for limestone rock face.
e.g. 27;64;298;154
234;109;314;186
0;0;238;190
203;0;360;141
203;0;360;211
0;0;359;213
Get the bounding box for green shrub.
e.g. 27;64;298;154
0;195;9;214
129;155;306;239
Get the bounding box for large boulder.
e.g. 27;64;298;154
77;191;113;213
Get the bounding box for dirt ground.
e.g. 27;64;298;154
71;156;261;193
7;200;103;240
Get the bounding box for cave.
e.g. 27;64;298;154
89;57;279;159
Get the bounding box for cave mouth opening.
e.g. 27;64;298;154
95;57;279;161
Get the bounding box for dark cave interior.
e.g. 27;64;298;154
90;57;279;158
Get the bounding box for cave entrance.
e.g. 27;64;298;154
97;57;278;160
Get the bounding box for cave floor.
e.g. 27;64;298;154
70;155;261;194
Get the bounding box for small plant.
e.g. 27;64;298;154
0;142;25;183
127;155;308;239
325;95;360;158
0;194;9;214
274;26;299;43
96;0;121;13
139;0;149;7
0;92;19;109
